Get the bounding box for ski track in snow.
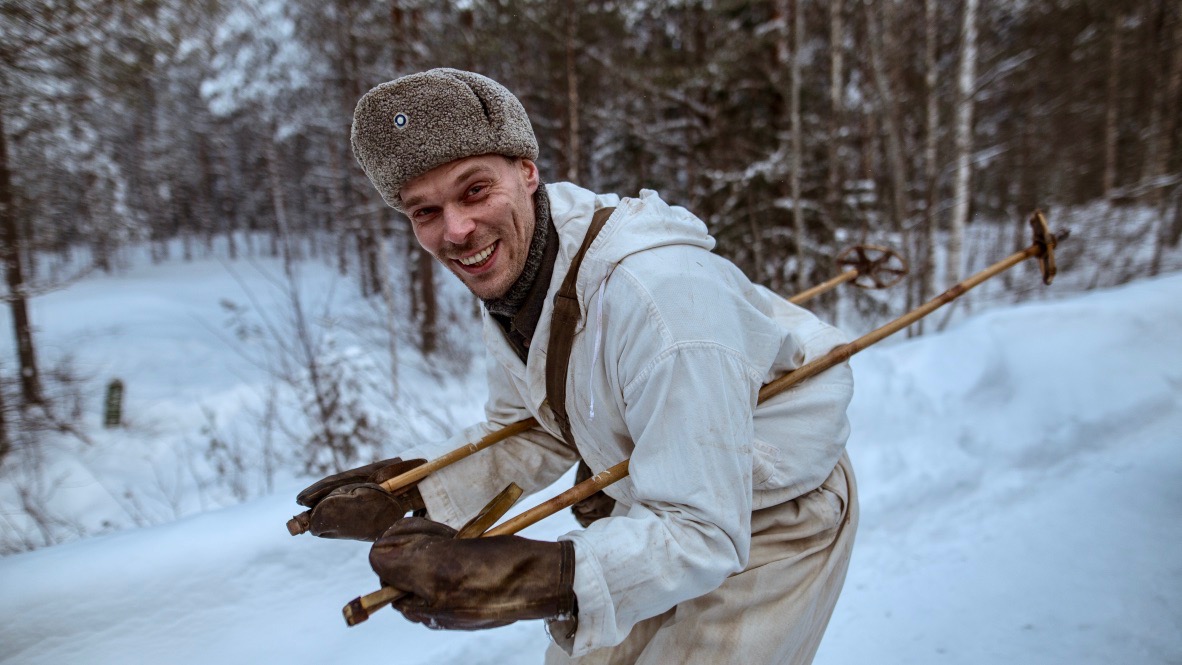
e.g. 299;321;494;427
1;259;1180;664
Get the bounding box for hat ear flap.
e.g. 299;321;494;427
440;69;537;162
443;69;501;126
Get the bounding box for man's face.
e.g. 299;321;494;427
400;155;539;301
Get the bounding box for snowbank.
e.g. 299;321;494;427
2;273;1180;664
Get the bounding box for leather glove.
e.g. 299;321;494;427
369;516;577;630
295;457;427;541
571;460;617;528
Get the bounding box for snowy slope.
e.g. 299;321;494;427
0;249;487;546
819;274;1182;663
2;272;1181;664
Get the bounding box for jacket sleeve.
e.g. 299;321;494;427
555;261;775;654
560;342;762;654
399;358;579;529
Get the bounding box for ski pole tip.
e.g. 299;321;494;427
287;511;311;536
343;597;370;626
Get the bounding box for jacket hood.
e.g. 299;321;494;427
479;182;719;414
546;182;717;316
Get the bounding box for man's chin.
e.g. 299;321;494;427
458;275;511;302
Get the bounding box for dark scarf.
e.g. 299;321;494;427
486;183;558;361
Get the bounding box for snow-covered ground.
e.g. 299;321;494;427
1;251;1180;663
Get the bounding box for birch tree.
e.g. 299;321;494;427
948;0;979;285
920;0;940;332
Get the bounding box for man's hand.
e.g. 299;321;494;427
295;458;427;541
369;517;577;630
571;460;617;528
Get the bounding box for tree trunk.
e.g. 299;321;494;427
393;149;438;355
0;358;10;463
366;229;382;297
376;235;400;402
827;0;845;225
265;137;297;279
360;234;382;301
1140;2;1172;208
197;130;218;256
390;1;436;354
1159;9;1182;199
325;146;349;275
864;0;909;234
0;100;43;406
409;244;437;355
772;0;805;291
1150;8;1182;271
948;0;979;285
1103;12;1123;197
921;0;940;330
565;5;581;183
790;0;805;292
416;246;434;356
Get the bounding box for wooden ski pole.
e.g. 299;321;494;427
342;462;630;627
789;244;912;302
287;418;537;536
288;245;906;536
344;215;1063;621
474;212;1068;539
791;268;859;303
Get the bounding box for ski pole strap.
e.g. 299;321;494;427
546;206;615;448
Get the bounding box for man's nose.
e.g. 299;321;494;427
441;208;476;245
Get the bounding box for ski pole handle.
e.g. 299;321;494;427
286;419;539;536
342;482;524;626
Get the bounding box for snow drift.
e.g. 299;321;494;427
2;272;1180;664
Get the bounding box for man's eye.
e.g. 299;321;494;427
467;185;486;197
413;207;439;222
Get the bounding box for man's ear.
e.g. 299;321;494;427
520;158;540;196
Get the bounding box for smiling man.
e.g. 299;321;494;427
297;68;858;664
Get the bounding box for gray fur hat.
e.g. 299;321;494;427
351;68;539;211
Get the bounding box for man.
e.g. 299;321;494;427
297;68;857;664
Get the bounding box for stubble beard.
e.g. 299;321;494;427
441;210;533;301
448;243;516;301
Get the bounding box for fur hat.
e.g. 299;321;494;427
350;68;539;211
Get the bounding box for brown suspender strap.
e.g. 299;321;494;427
545;206;615;448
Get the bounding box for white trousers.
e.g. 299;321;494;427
545;451;858;665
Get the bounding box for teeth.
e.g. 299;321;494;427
459;243;495;266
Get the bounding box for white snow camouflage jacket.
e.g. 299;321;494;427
401;182;855;656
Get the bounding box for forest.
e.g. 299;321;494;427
1;0;1180;543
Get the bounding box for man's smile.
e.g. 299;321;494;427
455;241;499;271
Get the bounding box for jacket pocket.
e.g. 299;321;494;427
815;465;849;529
751;439;781;489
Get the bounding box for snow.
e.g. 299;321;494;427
821;275;1182;663
2;252;1181;663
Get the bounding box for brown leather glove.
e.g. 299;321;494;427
369;517;577;630
296;458;427;541
571;460;617;528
